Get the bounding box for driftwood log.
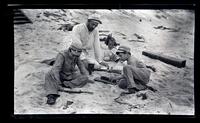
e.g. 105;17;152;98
142;51;186;68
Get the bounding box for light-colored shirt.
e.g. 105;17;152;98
72;23;102;63
127;55;146;68
112;55;147;75
103;46;119;61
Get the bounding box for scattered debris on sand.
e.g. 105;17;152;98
154;25;181;32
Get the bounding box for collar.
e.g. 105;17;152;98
84;23;95;34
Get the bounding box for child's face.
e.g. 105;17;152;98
117;52;128;61
108;40;115;50
70;48;82;57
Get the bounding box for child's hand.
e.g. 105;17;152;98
99;61;109;68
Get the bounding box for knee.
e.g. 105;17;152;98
79;75;88;81
118;79;128;89
83;75;88;80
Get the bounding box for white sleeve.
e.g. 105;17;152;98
72;25;81;42
93;29;102;63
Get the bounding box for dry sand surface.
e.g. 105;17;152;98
14;9;194;115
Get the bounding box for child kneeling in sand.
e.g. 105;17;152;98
44;38;90;105
113;46;151;94
102;34;120;62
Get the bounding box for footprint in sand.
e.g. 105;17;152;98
18;90;31;96
158;84;166;89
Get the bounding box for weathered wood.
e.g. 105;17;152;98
99;34;108;36
13;9;32;24
60;88;93;94
93;68;122;74
99;30;110;33
142;51;186;68
128;39;145;43
94;77;117;85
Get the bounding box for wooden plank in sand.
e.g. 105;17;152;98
142;51;186;68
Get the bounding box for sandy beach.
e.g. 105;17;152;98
14;9;194;115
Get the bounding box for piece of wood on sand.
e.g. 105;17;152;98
128;39;145;43
60;88;93;94
142;51;186;68
128;33;145;42
99;30;110;33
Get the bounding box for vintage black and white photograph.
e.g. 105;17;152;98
14;9;194;115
